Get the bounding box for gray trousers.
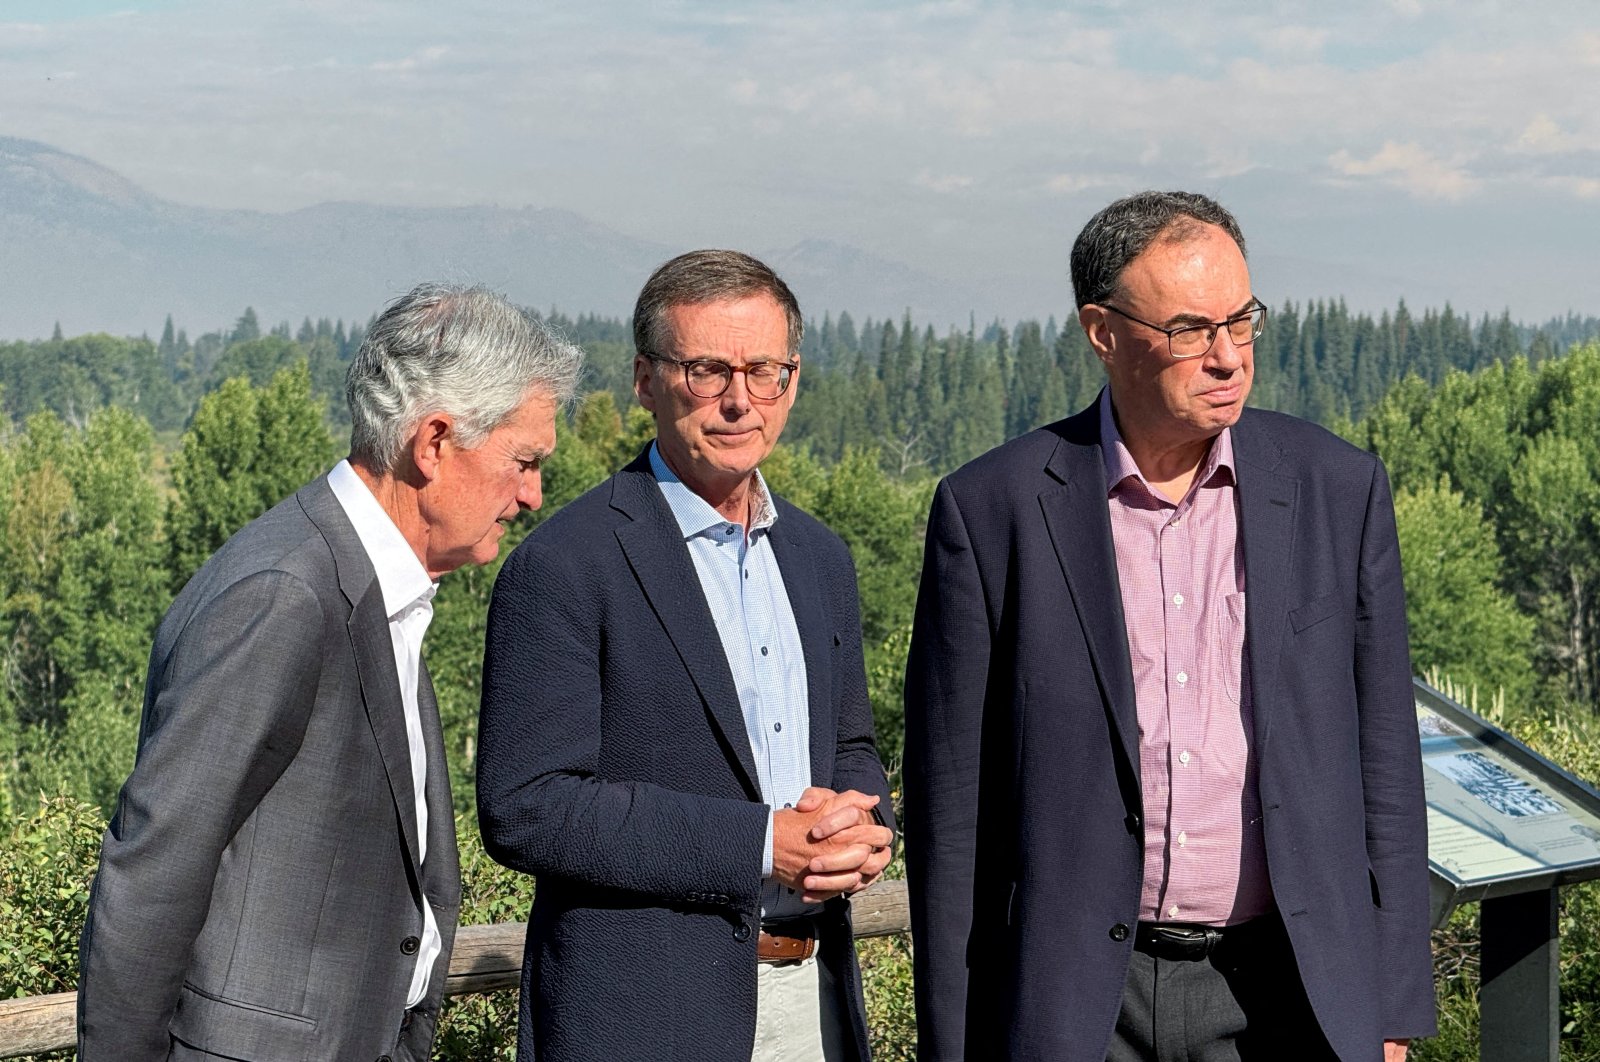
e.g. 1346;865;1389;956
1107;916;1338;1062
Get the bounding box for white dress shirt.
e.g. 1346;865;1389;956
327;459;443;1008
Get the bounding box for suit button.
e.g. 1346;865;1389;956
1125;813;1142;834
377;1057;392;1062
733;921;752;943
1109;923;1130;942
400;936;420;955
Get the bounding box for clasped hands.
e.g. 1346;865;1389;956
771;786;893;903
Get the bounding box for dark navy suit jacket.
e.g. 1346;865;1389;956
904;402;1436;1061
478;449;893;1062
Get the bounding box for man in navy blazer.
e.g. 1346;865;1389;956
904;192;1435;1061
479;249;895;1062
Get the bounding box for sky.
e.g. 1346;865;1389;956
3;0;1599;323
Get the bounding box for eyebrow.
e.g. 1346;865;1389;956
1161;297;1259;329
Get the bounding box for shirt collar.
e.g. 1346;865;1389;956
648;442;778;538
1097;386;1236;499
327;459;437;618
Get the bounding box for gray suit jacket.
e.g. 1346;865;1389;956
78;476;461;1062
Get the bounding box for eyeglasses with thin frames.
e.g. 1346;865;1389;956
1098;300;1268;359
642;352;798;400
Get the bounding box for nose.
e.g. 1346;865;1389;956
719;370;753;414
1205;328;1247;372
517;468;544;512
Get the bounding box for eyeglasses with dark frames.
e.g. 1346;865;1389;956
1098;299;1268;359
642;352;798;400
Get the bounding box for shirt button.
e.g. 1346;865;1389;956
1172;593;1185;606
1176;671;1188;685
1167;904;1180;918
1178;831;1187;847
744;570;750;580
773;722;782;732
761;646;769;656
1178;750;1191;765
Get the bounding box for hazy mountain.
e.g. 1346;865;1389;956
0;137;983;339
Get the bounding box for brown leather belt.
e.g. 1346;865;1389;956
757;919;818;965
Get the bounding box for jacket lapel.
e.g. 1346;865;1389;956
1232;412;1299;757
1036;407;1142;781
299;477;424;875
767;515;833;786
610;454;762;799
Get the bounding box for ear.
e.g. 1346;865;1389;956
408;411;454;483
633;355;658;414
1079;306;1116;370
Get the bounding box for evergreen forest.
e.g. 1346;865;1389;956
4;297;1600;1060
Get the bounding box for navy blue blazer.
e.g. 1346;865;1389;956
903;402;1436;1061
478;449;893;1062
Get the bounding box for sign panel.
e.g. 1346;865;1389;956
1417;681;1600;923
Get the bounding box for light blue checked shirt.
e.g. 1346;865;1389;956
649;443;816;920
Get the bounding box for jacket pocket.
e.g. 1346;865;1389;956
1289;592;1342;634
170;982;317;1061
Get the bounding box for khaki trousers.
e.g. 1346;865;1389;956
751;955;850;1062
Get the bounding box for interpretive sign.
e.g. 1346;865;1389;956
1417;679;1600;925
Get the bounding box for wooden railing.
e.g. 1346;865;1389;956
0;880;911;1059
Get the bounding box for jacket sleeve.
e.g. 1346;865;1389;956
476;538;770;913
1355;458;1439;1039
903;478;991;1061
77;571;325;1061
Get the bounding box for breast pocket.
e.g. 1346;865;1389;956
1214;592;1247;705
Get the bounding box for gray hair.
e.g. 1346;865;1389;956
1069;191;1247;309
346;283;584;474
633;250;803;359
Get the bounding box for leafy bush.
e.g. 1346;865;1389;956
0;795;102;1000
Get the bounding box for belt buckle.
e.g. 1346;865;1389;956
1150;924;1218;961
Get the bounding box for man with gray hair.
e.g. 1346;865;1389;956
78;283;583;1061
905;192;1434;1060
478;249;894;1061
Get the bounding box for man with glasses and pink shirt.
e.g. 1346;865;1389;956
905;191;1434;1061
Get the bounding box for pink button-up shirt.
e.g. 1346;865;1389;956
1100;390;1271;926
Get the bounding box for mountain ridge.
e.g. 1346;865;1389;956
0;137;978;338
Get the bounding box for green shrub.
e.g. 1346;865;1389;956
0;794;103;1000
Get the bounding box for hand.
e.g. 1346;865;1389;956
793;786;881;840
807;832;892;895
1384;1039;1409;1062
794;787;892;898
772;790;892;902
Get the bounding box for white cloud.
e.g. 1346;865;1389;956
1329;141;1480;201
1514;114;1581;155
369;45;448;73
914;170;974;194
